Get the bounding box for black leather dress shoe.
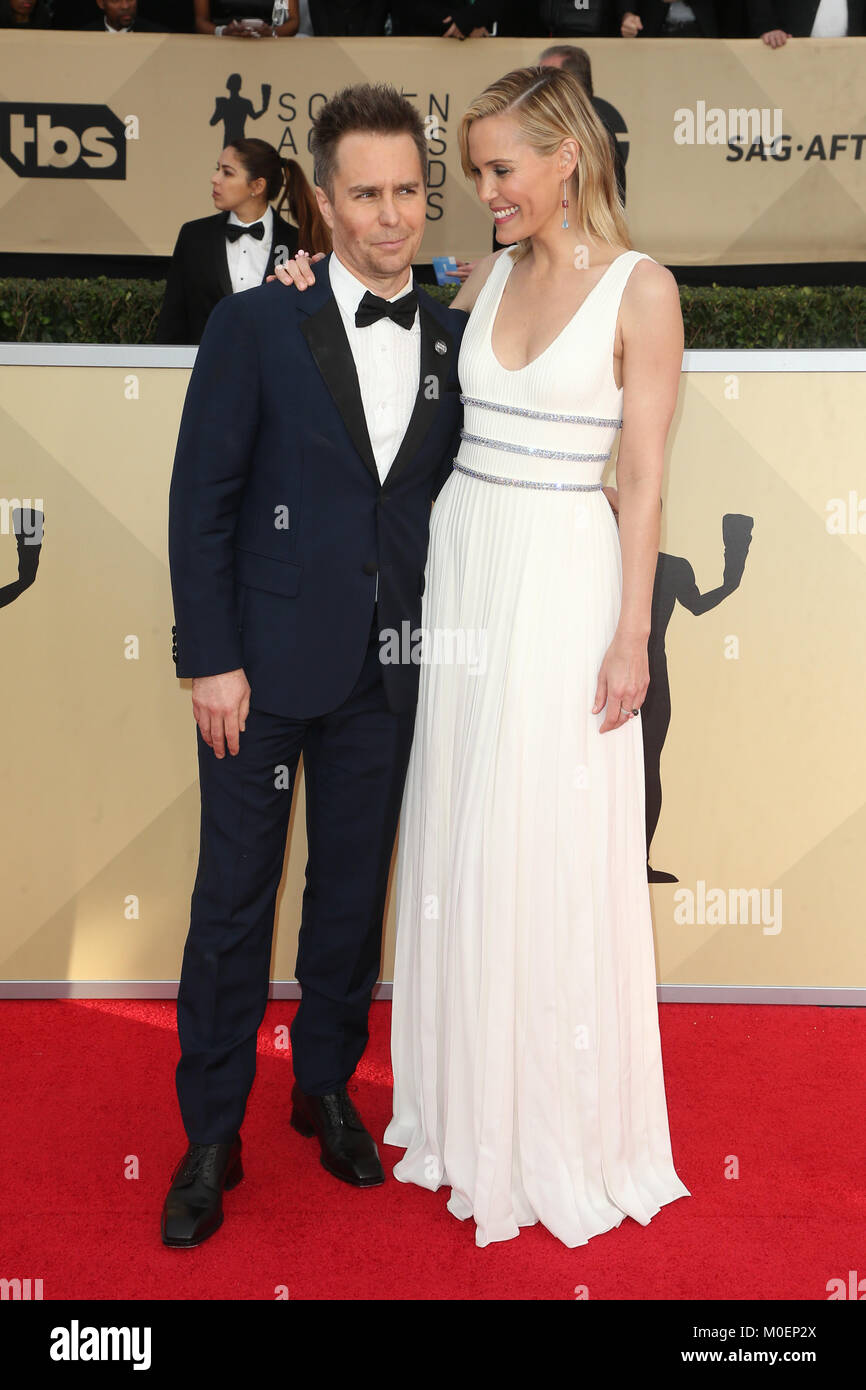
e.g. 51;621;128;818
161;1136;243;1247
291;1083;385;1187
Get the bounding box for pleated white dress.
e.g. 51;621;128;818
383;245;690;1248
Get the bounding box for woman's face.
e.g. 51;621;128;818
11;0;38;18
211;147;264;212
466;114;573;244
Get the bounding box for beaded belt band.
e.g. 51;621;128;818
452;461;604;492
460;394;622;429
460;430;610;463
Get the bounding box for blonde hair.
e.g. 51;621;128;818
457;65;630;265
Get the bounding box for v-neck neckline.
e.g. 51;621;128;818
489;248;632;375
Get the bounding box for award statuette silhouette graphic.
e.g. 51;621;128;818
644;513;754;883
0;508;43;610
210;74;271;147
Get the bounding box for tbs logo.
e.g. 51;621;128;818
0;103;127;179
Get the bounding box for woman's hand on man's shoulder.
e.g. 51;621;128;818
267;250;327;290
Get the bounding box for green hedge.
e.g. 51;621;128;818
0;278;165;346
1;276;863;348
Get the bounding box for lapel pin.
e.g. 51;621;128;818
435;339;447;355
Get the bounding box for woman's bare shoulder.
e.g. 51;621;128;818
623;255;679;306
450;247;513;313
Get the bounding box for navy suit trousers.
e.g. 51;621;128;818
175;612;417;1143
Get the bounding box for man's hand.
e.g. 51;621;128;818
191;669;251;758
621;11;643;36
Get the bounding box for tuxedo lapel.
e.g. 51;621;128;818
211;212;232;299
263;228;277;282
297;257;456;491
384;299;454;492
263;214;298;284
300;282;379;486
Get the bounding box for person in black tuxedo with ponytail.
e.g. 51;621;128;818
155;141;328;344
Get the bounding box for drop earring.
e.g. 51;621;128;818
561;177;569;230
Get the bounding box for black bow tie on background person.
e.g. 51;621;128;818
355;288;418;330
225;221;265;243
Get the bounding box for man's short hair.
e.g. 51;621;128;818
310;83;428;201
538;45;594;99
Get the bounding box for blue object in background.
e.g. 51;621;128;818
432;255;459;287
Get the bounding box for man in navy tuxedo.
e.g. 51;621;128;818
162;83;467;1247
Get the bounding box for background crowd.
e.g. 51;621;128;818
2;0;864;44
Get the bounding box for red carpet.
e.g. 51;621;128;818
1;1000;863;1300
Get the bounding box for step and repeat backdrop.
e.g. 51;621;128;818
0;34;864;265
0;350;864;991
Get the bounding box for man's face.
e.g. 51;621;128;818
99;0;138;26
315;132;427;288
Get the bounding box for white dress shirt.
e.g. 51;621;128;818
226;204;273;295
328;251;421;486
811;0;848;35
297;0;315;34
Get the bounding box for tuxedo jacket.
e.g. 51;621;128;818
308;0;389;33
617;0;721;34
748;0;864;32
390;1;501;33
155;210;299;345
168;254;468;718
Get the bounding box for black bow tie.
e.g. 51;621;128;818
355;288;418;330
225;221;265;243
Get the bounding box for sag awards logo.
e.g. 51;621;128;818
0;103;129;179
205;71;629;224
0;503;43;612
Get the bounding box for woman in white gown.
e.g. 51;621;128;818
275;65;690;1249
382;65;689;1249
